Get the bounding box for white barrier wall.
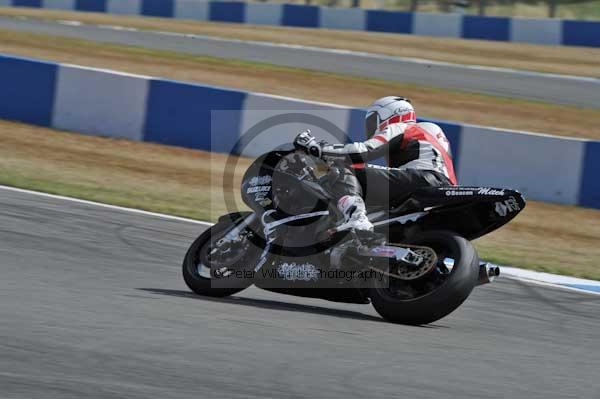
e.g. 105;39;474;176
174;0;209;21
458;126;586;204
43;0;75;10
52;66;149;141
413;12;462;38
510;18;562;45
245;3;283;26
320;7;366;31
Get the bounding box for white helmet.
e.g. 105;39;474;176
365;96;416;138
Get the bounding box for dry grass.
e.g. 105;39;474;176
0;119;252;221
1;7;599;77
1;29;600;140
1;119;598;279
473;202;600;280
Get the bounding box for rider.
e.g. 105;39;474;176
294;96;457;232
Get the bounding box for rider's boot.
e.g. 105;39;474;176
336;195;374;232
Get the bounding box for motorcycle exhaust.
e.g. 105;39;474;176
478;262;500;286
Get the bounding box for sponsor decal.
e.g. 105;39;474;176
259;198;272;207
478;188;506;196
246;185;271;194
395;106;413;115
254;192;269;202
495;202;508;217
248;175;272;187
277;262;319;282
445;190;474;196
494;196;521;217
246;176;272;202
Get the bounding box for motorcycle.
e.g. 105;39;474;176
182;145;525;324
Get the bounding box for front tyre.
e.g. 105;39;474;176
369;230;479;325
182;216;255;298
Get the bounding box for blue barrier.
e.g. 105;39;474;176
366;10;413;33
562;20;600;47
75;0;106;13
346;108;366;144
12;0;41;8
3;1;599;47
141;0;174;18
144;79;246;150
0;53;598;209
462;15;510;41
281;4;319;27
579;142;600;208
210;1;246;23
0;54;56;126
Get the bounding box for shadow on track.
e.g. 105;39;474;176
139;288;405;324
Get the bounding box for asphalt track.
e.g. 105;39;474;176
1;186;599;398
1;16;599;108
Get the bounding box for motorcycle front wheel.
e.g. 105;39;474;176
182;216;255;298
369;230;479;325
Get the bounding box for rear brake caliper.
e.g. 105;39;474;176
360;244;437;281
398;248;424;266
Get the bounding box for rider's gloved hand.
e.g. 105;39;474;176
293;130;323;158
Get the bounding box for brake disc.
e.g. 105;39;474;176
394;246;437;280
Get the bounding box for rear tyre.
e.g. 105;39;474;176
369;230;479;325
182;216;254;298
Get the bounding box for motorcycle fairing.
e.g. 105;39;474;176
240;150;526;245
373;186;526;241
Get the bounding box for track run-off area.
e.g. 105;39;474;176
1;186;598;398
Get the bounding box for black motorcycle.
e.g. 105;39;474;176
183;145;525;324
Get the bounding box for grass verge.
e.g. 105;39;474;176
0;7;599;77
1;29;599;140
1;119;598;280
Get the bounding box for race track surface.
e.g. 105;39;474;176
1;186;598;398
1;16;599;108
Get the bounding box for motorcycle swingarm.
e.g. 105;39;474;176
356;245;424;267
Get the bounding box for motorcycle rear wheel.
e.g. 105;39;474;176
369;230;479;325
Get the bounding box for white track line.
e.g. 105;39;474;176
1;184;598;294
501;275;600;296
0;185;212;226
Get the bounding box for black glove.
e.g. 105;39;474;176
293;130;323;158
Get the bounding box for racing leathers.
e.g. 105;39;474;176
317;121;457;232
